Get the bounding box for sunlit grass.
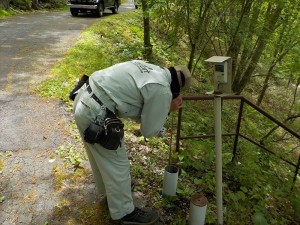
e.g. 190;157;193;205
0;8;15;18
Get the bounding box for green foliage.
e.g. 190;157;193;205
11;0;32;10
147;137;169;150
165;96;299;224
252;212;268;225
150;0;300;95
290;197;300;220
0;8;12;17
37;12;144;101
0;195;5;203
40;0;67;8
8;0;66;10
56;143;87;169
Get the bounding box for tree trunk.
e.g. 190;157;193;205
188;43;196;71
233;3;283;94
0;0;11;9
227;0;253;81
31;0;39;10
256;69;271;106
231;3;260;90
141;0;152;59
186;0;212;72
256;48;291;106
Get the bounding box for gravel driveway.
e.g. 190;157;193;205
0;3;139;225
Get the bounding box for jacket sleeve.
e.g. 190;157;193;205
139;84;172;138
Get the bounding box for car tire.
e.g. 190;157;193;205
112;1;119;14
95;3;104;17
70;8;79;17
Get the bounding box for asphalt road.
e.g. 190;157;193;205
0;11;94;93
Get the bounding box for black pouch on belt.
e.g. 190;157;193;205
99;110;124;150
84;121;104;144
84;109;124;150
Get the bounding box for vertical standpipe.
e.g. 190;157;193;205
214;95;223;224
189;194;208;225
162;165;179;196
205;56;232;225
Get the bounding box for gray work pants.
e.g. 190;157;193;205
73;85;134;220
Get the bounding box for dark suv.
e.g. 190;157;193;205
67;0;120;17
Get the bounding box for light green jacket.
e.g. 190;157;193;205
89;60;172;138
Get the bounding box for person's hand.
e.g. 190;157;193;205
169;96;183;113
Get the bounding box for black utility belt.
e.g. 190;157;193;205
87;85;104;106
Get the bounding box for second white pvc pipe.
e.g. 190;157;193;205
189;194;208;225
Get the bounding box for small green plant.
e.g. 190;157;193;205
5;151;13;157
56;143;87;169
0;195;5;203
0;158;3;173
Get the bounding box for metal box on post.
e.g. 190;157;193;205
204;56;232;94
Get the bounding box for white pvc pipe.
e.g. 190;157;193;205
189;194;208;225
162;165;179;196
214;95;223;224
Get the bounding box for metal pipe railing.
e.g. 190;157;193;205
239;134;297;168
241;97;300;139
176;95;300;184
232;99;244;162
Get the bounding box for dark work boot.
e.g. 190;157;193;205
120;208;159;225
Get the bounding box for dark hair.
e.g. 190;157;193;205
169;67;180;99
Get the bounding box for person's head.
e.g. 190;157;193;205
168;65;191;112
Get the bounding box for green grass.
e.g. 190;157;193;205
0;3;68;19
0;8;17;17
